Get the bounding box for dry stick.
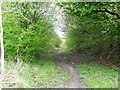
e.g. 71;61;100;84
0;2;4;80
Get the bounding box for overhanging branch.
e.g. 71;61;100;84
93;8;120;19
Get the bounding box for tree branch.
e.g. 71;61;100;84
93;8;120;19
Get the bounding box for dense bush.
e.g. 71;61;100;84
65;16;118;52
3;2;60;61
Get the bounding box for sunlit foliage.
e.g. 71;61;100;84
3;2;61;61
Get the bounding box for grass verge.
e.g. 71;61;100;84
2;59;69;88
77;62;118;88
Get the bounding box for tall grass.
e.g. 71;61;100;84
2;59;69;88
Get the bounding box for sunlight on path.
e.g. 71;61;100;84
54;6;65;40
53;5;67;52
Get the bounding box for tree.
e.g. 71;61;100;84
57;2;119;63
0;2;4;80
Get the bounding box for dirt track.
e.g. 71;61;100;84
55;53;85;88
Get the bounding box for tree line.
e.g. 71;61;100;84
57;2;119;66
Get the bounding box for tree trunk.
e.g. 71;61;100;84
0;3;4;80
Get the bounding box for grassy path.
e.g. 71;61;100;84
54;53;118;88
2;52;118;88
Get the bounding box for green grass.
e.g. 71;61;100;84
3;59;69;88
77;62;118;88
